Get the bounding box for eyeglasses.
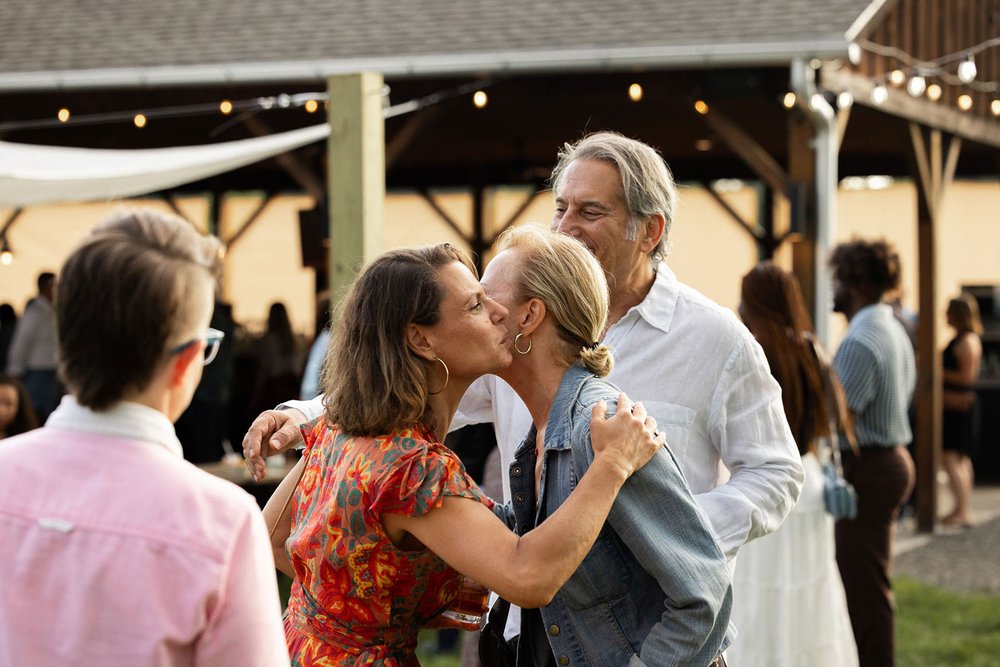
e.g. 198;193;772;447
169;327;226;366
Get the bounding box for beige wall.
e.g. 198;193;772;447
1;179;997;354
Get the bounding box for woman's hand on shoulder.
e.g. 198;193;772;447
589;393;665;480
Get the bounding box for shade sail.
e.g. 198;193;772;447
0;123;330;207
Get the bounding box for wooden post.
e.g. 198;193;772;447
788;112;817;323
909;123;962;533
327;72;385;303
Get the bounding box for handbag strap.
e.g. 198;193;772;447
806;335;859;466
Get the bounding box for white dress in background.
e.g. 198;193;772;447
728;451;858;667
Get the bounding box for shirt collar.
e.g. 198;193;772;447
848;302;892;331
45;395;184;458
629;262;678;335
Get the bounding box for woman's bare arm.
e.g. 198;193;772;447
383;394;663;608
261;456;305;578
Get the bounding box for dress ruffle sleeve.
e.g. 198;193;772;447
372;436;492;518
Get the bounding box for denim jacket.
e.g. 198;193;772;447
505;363;734;666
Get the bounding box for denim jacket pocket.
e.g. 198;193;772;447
560;526;632;610
642;401;696;464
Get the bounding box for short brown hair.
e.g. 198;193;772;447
57;208;222;410
320;244;474;436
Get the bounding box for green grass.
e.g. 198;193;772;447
896;576;1000;667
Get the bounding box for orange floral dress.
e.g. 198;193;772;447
283;419;492;666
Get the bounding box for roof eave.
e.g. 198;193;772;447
0;40;851;91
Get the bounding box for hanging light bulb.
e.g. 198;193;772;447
57;107;71;122
628;83;643;102
926;84;943;101
473;90;488;109
0;237;12;266
837;91;854;109
847;42;862;65
992;99;1000;116
906;75;926;97
219;100;233;115
872;85;888;105
957;94;973;111
133;113;147;128
782;92;797;109
889;69;906;86
304;99;319;113
694;99;709;115
957;56;977;84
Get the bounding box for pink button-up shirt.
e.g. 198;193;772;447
0;397;290;667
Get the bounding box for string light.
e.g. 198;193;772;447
856;36;1000;92
628;83;643;102
133;113;147;128
472;90;488;109
957;94;973;111
889;69;906;86
837;91;854;108
992;99;1000;116
57;108;70;122
694;99;709;115
906;75;926;97
0;80;493;133
872;85;888;105
926;84;943;101
304;99;319;113
957;56;977;83
782;92;796;108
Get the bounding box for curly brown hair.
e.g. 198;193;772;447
828;238;901;301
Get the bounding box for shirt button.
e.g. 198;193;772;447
515;493;525;503
512;466;522;476
558;656;569;665
548;624;560;636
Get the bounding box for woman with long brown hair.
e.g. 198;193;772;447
728;261;857;667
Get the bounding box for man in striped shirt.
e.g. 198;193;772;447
830;238;916;667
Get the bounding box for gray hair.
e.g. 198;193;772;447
550;131;677;264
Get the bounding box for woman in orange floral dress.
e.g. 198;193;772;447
263;243;662;666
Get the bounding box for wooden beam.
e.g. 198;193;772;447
162;195;196;227
0;208;23;237
243;115;325;202
489;185;544;243
701;108;792;198
821;68;1000;149
327;72;385;302
835;105;852;152
699;181;764;242
418;189;469;241
788;112;818;324
908;123;935;213
224;192;276;248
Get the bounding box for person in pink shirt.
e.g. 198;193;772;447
0;208;290;667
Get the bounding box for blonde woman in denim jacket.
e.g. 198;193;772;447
481;226;733;667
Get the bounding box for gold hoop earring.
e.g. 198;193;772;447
514;333;532;355
428;357;450;395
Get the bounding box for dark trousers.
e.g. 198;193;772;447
835;445;915;667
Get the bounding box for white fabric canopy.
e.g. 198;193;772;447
0;123;330;208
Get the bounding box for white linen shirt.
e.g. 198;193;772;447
288;263;802;559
